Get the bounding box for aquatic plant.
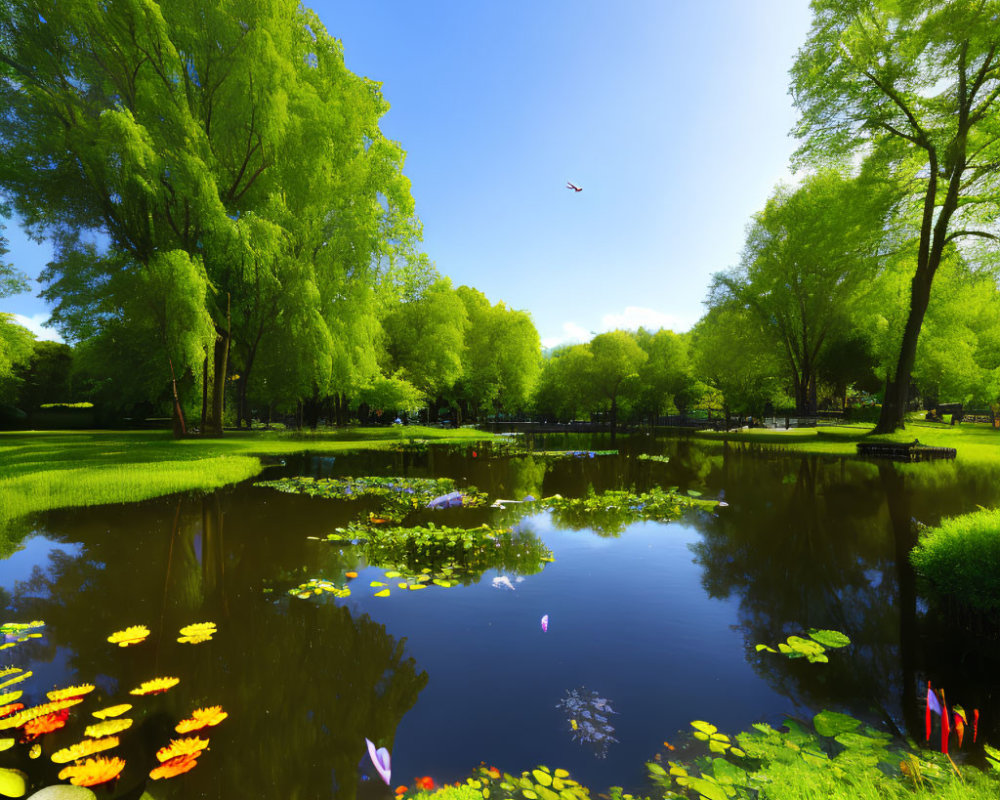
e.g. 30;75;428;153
537;450;619;459
755;628;851;663
636;453;670;463
105;626;149;647
643;710;1000;800
128;676;179;696
57;756;125;787
255;475;490;516
543;487;716;536
556;688;618;758
177;622;217;644
175;706;228;734
288;578;351;599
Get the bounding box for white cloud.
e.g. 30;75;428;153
542;306;698;350
541;321;591;350
600;306;697;334
12;313;64;343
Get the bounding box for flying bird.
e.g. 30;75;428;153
566;182;582;192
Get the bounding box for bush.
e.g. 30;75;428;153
910;508;1000;612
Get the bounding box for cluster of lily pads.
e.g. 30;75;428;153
636;454;670;463
755;628;852;664
0;619;226;797
256;476;490;520
536;450;619;459
542;487;717;536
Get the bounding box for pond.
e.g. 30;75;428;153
2;434;1000;799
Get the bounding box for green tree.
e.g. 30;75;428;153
12;340;74;411
531;344;594;422
913;257;1000;409
453;286;541;421
382;278;467;417
710;172;898;415
690;307;782;424
791;0;1000;432
634;327;694;422
587;330;647;437
0;0;418;435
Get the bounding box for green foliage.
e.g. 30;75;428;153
647;711;1000;800
0;314;34;402
543;487;715;536
254;475;490;515
755;628;852;664
414;764;590;800
910;507;1000;612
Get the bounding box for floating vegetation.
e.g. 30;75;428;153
150;754;199;779
0;673;31;691
46;684;95;701
255;475;490;515
0;697;84;731
129;676;180;696
85;718;133;738
0;621;44;650
92;703;131;719
156;735;209;762
289;578;351;599
58;755;126;787
543;487;715;536
690;719;746;756
556;688;618;758
755;628;851;663
448;764;591;800
51;735;120;764
637;453;670;463
176;706;228;734
537;450;619;459
107;625;150;647
22;709;70;740
0;620;226;796
177;622;217;644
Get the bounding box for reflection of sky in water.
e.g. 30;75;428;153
0;535;82;592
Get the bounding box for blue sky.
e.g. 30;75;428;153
2;0;814;347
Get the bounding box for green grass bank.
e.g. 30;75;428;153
693;419;1000;464
0;426;492;525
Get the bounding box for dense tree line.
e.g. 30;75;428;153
3;0;1000;433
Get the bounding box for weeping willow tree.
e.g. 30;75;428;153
0;0;420;435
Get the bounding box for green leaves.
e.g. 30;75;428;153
756;628;851;663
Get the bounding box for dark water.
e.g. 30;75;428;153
3;434;1000;799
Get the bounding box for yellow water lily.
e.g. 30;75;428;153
0;697;84;730
58;756;126;786
107;625;150;647
175;705;228;733
129;677;179;696
0;671;31;690
92;703;132;719
47;684;95;701
51;735;120;764
156;736;209;762
85;718;132;737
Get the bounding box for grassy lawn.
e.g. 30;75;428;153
0;426;493;524
694;418;1000;464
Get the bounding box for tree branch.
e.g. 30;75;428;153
943;229;1000;245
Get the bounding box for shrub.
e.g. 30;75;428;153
911;508;1000;612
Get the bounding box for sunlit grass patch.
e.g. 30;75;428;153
0;427;496;525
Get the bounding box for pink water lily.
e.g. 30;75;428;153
365;737;391;784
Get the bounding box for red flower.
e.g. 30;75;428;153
415;776;435;791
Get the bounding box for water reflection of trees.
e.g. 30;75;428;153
12;492;427;799
688;447;1000;745
688;449;909;733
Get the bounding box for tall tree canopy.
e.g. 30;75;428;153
0;0;418;433
791;0;1000;432
710;171;898;414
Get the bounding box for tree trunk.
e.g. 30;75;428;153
205;295;232;437
201;356;208;434
167;355;187;439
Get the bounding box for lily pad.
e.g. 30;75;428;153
807;628;851;649
26;788;97;800
813;710;861;737
0;768;26;798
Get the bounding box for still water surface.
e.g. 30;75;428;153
3;434;1000;798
